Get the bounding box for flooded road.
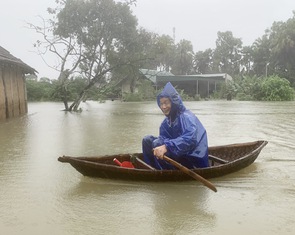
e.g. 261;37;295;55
0;100;294;234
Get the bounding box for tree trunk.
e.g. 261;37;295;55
69;91;86;112
58;70;70;111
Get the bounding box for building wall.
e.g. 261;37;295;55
0;65;27;121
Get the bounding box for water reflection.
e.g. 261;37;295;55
151;184;215;234
63;178;216;234
0;115;29;158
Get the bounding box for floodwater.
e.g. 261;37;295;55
0;100;294;235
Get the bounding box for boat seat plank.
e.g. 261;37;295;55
209;155;229;165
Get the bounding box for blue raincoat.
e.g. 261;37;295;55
142;82;209;169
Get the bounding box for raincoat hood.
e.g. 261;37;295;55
157;82;186;119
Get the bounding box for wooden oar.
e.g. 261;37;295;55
163;155;217;192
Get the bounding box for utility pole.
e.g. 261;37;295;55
266;62;270;77
173;27;175;44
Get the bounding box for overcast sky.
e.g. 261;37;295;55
0;0;294;79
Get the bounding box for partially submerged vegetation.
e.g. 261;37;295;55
219;75;294;101
26;75;294;102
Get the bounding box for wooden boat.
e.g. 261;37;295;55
58;140;267;181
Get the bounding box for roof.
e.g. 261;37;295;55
157;73;232;83
0;46;37;74
139;69;174;83
140;69;232;84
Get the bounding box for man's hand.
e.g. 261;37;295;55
153;145;167;159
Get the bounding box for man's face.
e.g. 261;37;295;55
159;97;171;116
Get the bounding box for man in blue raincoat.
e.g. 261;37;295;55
142;82;209;170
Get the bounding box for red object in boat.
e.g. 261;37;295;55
113;158;135;168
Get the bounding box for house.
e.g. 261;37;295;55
0;46;36;120
139;69;232;98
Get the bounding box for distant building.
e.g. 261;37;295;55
121;69;175;95
0;46;36;120
140;69;232;98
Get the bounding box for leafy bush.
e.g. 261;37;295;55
26;80;55;101
260;76;294;101
223;75;294;101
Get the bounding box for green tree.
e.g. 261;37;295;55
171;39;194;75
153;34;176;72
268;12;295;84
240;46;254;75
193;49;213;74
251;34;271;77
31;0;139;111
110;27;158;94
213;31;243;75
56;0;138;111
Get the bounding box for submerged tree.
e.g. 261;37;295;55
30;0;139;111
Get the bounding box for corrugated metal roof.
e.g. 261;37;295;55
157;73;232;83
139;69;174;83
140;69;232;84
0;46;37;74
